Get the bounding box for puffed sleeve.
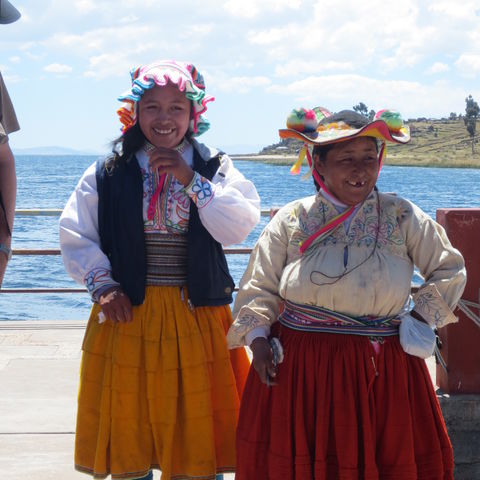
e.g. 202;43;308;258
227;210;289;348
400;199;466;328
59;162;119;298
183;153;260;245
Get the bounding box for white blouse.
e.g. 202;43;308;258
59;139;261;298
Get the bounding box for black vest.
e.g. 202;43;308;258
96;148;234;306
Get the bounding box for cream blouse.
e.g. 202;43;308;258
227;190;466;348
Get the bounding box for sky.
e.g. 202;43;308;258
2;0;480;154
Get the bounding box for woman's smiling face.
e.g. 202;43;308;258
314;137;380;206
138;83;191;149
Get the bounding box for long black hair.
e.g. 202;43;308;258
311;143;336;191
107;123;146;166
106;104;194;167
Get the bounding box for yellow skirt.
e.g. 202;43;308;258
74;286;250;480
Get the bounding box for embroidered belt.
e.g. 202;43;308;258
278;300;400;336
145;232;187;286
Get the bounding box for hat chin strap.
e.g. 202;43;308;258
299;141;385;256
305;147;331;197
299;146;356;255
378;142;386;171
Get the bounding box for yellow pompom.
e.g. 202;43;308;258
290;147;306;175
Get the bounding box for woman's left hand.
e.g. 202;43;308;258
148;146;194;186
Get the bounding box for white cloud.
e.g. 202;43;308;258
5;0;480;151
118;14;139;24
19;42;38;51
427;62;450;74
24;51;46;61
84;53;138;79
190;24;215;36
0;65;16;82
455;53;480;74
43;63;73;74
248;24;299;46
243;0;480;79
265;73;471;119
245;0;436;72
2;73;21;84
224;0;301;18
41;22;214;76
215;75;272;93
9;56;21;63
75;0;97;14
274;60;354;77
428;1;479;20
267;74;411;104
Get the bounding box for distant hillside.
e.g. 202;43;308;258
13;146;103;156
385;119;480;167
258;118;480;168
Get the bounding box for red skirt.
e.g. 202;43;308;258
235;324;453;480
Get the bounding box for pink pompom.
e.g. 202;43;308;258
286;108;318;132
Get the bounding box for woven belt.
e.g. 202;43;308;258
145;232;187;286
278;300;400;336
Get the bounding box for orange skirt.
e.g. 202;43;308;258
236;324;453;480
74;286;250;479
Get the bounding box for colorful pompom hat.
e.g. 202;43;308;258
117;60;214;136
280;107;410;174
280;107;410;152
280;107;411;254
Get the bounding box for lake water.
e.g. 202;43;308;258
2;155;480;321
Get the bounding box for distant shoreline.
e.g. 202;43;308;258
13;151;480;168
232;154;480;169
233;118;480;168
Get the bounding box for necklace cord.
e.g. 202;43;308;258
309;190;381;286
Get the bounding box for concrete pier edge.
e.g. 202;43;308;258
1;320;478;478
437;391;480;479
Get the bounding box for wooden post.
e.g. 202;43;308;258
436;209;480;394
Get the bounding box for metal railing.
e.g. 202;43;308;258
2;208;424;296
1;208;274;294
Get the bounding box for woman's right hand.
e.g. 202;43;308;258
98;286;133;323
250;337;278;386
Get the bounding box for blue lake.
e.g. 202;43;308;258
2;155;479;320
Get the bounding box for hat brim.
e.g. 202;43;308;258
279;119;410;146
0;0;21;24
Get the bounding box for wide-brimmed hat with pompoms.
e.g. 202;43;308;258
280;107;410;175
117;60;214;137
279;107;411;254
279;108;410;146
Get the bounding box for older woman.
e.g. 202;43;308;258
227;109;466;480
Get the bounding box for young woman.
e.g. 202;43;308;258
60;60;260;480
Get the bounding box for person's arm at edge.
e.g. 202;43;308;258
0;141;16;287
